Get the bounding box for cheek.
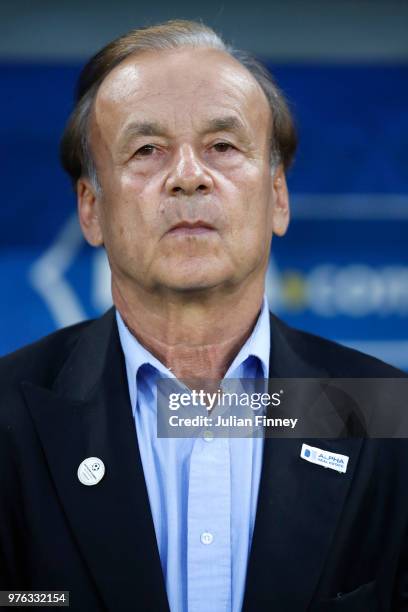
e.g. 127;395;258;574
121;163;165;192
102;175;156;234
226;173;273;229
122;171;166;222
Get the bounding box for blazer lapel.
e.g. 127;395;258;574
243;314;365;611
21;310;169;612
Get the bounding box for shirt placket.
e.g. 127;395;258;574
187;434;231;612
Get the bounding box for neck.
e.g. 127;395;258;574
113;279;265;381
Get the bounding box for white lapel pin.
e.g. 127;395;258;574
77;457;105;486
300;443;349;474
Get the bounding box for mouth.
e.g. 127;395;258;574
166;221;216;237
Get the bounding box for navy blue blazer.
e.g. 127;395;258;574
0;308;407;611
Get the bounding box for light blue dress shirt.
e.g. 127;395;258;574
116;297;270;612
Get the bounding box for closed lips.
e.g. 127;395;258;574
167;221;216;234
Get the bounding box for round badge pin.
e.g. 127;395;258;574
77;457;105;486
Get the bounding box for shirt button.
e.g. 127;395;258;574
200;531;214;545
203;430;214;442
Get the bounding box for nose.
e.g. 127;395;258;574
165;145;213;196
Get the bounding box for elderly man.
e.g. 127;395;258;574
0;19;407;612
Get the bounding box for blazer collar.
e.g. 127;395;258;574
52;308;116;401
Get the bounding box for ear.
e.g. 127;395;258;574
77;178;104;247
271;164;290;237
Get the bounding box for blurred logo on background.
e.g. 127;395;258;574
267;262;408;317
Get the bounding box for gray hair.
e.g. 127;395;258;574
60;20;297;192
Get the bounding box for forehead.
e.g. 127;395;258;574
92;48;271;137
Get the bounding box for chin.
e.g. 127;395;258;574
162;278;225;293
157;257;232;291
156;263;233;293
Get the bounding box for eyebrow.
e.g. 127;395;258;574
203;116;246;134
117;115;248;151
117;121;168;150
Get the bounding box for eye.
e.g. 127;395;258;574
212;142;235;153
134;144;156;157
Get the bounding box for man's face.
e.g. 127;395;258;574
78;48;289;295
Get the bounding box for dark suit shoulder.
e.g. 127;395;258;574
0;319;94;391
271;313;406;378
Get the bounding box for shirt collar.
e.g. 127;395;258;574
116;310;172;415
116;295;270;415
224;295;270;380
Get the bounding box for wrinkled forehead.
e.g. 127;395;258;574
92;48;271;138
